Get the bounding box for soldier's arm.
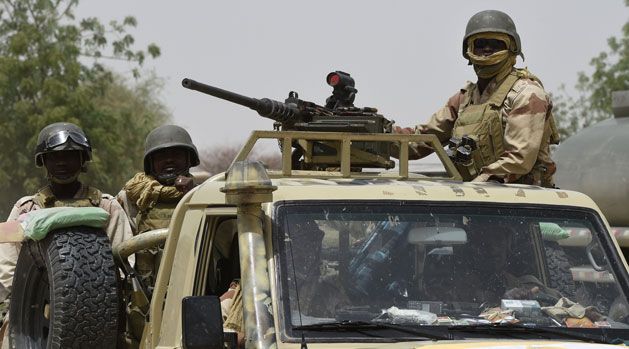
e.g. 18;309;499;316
116;189;138;234
0;198;36;301
393;89;464;159
100;195;135;247
479;81;549;182
6;197;34;221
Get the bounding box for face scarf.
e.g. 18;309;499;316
124;172;184;211
466;32;517;81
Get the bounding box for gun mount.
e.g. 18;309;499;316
182;71;395;170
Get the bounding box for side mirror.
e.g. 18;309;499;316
407;227;467;245
182;296;236;349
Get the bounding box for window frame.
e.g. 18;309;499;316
193;207;238;296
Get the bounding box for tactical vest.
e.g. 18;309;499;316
33;185;102;208
451;70;559;184
133;200;177;302
127;199;178;343
135;201;177;234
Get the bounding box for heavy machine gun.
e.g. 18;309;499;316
182;71;395;169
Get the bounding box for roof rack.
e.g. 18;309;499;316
228;130;462;181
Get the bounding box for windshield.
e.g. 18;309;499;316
274;201;629;341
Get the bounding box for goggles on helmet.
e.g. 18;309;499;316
37;130;91;153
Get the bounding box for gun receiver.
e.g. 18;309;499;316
182;71;395;169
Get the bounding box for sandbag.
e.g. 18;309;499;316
19;207;109;241
540;222;570;241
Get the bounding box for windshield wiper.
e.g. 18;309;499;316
448;323;621;344
293;320;459;340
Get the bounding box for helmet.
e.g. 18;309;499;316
462;10;522;60
143;125;200;174
35;122;92;167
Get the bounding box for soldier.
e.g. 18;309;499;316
116;124;199;345
396;10;559;187
117;124;199;286
0;122;133;319
422;222;564;310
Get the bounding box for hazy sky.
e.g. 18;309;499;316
76;1;628;153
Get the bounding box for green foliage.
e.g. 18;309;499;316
550;86;592;141
78;73;170;193
0;0;168;217
553;0;629;140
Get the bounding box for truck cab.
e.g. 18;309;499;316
142;131;629;348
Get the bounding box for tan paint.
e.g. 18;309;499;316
138;131;628;348
221;161;277;349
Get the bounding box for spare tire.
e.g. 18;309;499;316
9;227;120;349
544;242;577;301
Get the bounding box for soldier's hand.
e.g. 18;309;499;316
175;175;194;193
393;126;416;135
472;173;505;183
472;173;492;182
502;287;533;299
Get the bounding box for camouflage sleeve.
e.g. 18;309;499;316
6;206;21;222
417;90;464;141
99;195;135;248
480;80;550;181
115;189;138;234
0;197;37;301
6;196;36;221
393;90;464;160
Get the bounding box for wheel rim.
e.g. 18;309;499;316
31;273;51;349
13;262;51;349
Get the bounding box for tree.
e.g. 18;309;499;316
0;0;167;217
553;0;629;139
80;73;170;192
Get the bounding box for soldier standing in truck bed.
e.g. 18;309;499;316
395;10;559;187
116;124;199;345
117;124;199;285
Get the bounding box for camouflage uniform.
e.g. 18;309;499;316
116;124;199;288
116;125;199;346
0;185;133;302
405;68;557;186
0;122;134;303
399;10;559;187
117;184;181;236
116;178;181;288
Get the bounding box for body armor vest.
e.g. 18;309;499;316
451;70;559;185
133;200;177;304
33;185;101;208
127;199;178;342
135;201;177;234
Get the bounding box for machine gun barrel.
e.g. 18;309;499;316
182;78;298;123
182;78;258;109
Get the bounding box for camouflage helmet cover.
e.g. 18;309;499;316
462;10;522;60
143;124;200;174
35;122;92;167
